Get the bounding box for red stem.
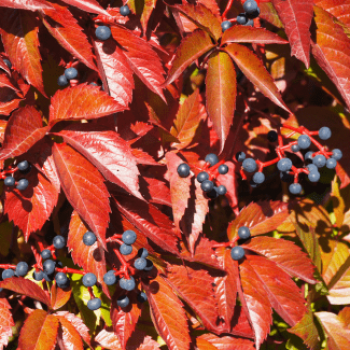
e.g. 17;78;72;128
222;0;234;20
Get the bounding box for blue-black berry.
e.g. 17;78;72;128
205;154;219;166
277;158;292;172
238;226;251;240
280;172;294;183
120;243;133;255
53;235;66;249
2;269;14;279
242;158;257;173
3;58;12;69
17;160;29;172
218;164;229;175
138;248;148;258
297;135;311;149
289;183;302;195
43;272;54;282
318;127;331;140
119;276;135;291
291;144;300;153
33;270;44;281
120;5;130;16
307;164;318;172
4;176;15;187
134;257;147;270
243;0;258;14
58;75;68;86
16;179;29;191
95;26;111;41
83;231;96;246
231;246;245;261
103;271;116;285
332;149;342;160
253;172;265;184
201;180;214;193
144;259;154;271
313;154;326;168
305;151;314;162
235;152;246;162
122;230;137;245
138;292;148;303
64;68;78;80
326;158;337;169
43;259;56;275
308;171;320;182
216;185;227;195
15;262;28;277
267;130;278;142
177;163;190;178
197;171;209;183
237;13;248;25
244;19;254;26
117;295;130;308
87;298;101;310
82;273;97;287
221;21;233;32
55;272;68;285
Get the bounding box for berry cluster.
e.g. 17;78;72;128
177;153;229;198
1;160;31;191
237;125;342;194
221;0;260;32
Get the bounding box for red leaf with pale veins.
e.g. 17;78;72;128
59;0;110;16
0;9;45;96
57;124;142;200
0;120;6;144
113;195;180;255
141;0;157;33
314;0;350;27
128;332;161;350
42;2;97;72
0;99;22;116
0;106;47;160
18;310;58;350
166;152;191;231
227;201;289;239
165;29;215;86
111;26;165;100
68;210;109;297
259;2;283;28
142;274;191;350
50;283;72;310
206;51;236;152
224;44;290;113
221;26;288;45
271;0;313;68
95;329;122;349
141;176;172;206
0;72;21;94
170;89;207;150
49;85;125;125
199;333;255;350
311;6;350;111
246;255;307;326
0;300;14;350
166;264;221;333
0;277;51;307
56;316;84;350
3;167;58;241
239;259;273;349
132;149;159;166
217;161;238;208
94;39;134;108
242;236;317;284
111;292;141;349
52;142;111;248
0;0;53;10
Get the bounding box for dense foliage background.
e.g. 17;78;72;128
0;0;350;349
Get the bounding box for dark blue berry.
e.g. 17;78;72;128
313;154;326;168
205;154;219;166
33;270;43;281
17;160;29;171
250;179;259;188
177;163;190;178
57;279;70;289
90;82;98;86
103;271;116;285
253;172;265;184
55;272;68;285
144;259;154;271
242;158;257;173
235;152;246;162
247;7;260;19
2;269;14;279
3;58;12;69
64;68;78;80
197;171;209;183
138;248;148;258
332;149;342;160
207;188;219;198
277;158;292;172
53;235;66;249
267;130;278;142
83;231;96;246
58;75;68;86
117;295;130;308
4;177;15;186
216;185;227;195
289;183;302;195
95;26;111;41
238;226;251;240
15;262;28;277
280;172;294;183
120;243;133;255
305;151;314;162
243;0;258;13
218;164;229;175
308;171;320;182
43;272;54;282
119;276;135;291
120;5;130;16
244;19;254;26
87;298;101;310
122;230;137;245
326;158;337;169
201;180;214;192
231;246;245;261
221;21;233;32
82;273;97;287
318;127;331;140
16;179;29;191
307;164;318;172
43;259;56;275
291;144;300;153
237;13;248;25
134;257;147;270
297;135;311;149
138;292;148;303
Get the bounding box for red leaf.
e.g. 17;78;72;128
216;161;238;208
206;51;236;152
0;277;51;307
0;106;47;160
259;2;283;28
141;176;172;206
311;6;350;111
227;201;289;239
50;283;72;311
166;152;191;231
0;99;22;116
199;333;255;350
314;0;350;27
128;332;161;350
110;292;141;349
94;39;134;108
0;119;7;144
111;26;165;100
239;259;273;349
142;275;191;350
59;0;110;16
224;44;290;113
246;255;307;326
141;0;157;33
165;29;215;86
52;142;111;248
57;124;142;200
166;264;221;333
0;57;11;75
0;300;14;350
42;3;97;72
113;195;180;255
242;236;317;284
0;0;53;11
56;316;84;350
95;328;122;349
221;26;288;45
3;167;58;241
271;0;313;67
49;85;125;125
132;149;160;166
0;71;21;94
0;9;45;96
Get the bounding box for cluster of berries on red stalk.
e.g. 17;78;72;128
221;0;260;32
1;229;150;310
177;153;229;198
1;160;31;191
237;125;342;194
